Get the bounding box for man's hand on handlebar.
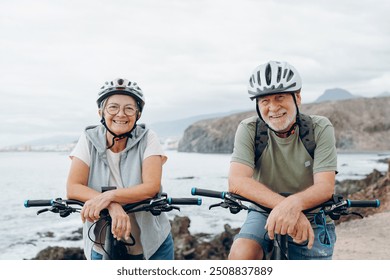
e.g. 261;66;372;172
264;195;314;249
290;213;314;249
264;195;302;240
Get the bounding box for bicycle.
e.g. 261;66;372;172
24;192;202;260
191;187;380;260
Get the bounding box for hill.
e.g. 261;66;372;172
149;110;244;139
178;96;390;153
378;91;390;97
314;88;358;103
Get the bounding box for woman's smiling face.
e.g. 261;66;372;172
101;94;139;136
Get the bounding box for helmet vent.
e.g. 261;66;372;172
277;67;282;83
136;88;144;96
283;69;288;78
117;79;124;85
265;64;272;86
249;77;254;87
257;71;261;86
287;70;294;82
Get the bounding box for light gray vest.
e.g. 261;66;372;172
82;124;171;259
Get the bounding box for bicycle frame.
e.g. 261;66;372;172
271;235;288;260
191;187;380;260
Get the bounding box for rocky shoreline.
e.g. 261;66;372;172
31;215;241;260
32;161;389;260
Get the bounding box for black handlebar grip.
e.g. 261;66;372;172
191;187;226;199
24;199;53;208
347;199;380;208
168;197;202;205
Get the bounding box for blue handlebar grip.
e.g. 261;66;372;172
24;199;54;208
191;187;226;199
167;197;202;205
346;199;381;208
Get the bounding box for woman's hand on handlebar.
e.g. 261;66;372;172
81;191;114;223
107;202;131;241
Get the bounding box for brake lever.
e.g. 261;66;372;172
224;195;249;210
36;208;50;215
209;199;248;214
209;202;228;210
59;208;76;218
166;205;180;212
148;204;181;216
348;211;364;219
325;200;349;220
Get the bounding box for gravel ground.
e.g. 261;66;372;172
333;211;390;260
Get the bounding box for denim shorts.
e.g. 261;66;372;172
235;210;337;260
91;233;174;260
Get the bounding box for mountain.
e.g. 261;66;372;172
18;134;79;146
314;88;358;103
148;110;245;139
378;91;390;97
178;96;390;153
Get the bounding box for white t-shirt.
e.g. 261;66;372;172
70;129;167;168
70;129;167;255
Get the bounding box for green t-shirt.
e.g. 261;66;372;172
231;115;337;194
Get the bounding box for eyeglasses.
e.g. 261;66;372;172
105;103;138;117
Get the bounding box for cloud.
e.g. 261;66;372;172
0;0;389;147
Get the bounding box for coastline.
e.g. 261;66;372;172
29;163;389;260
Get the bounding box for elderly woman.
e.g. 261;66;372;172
66;78;172;260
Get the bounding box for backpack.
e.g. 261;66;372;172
254;113;316;165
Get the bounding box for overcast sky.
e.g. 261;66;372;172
1;0;389;147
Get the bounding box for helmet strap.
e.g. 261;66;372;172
291;92;301;117
100;117;138;149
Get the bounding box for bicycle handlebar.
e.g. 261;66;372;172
24;199;85;208
24;195;202;215
191;187;272;212
191;187;380;219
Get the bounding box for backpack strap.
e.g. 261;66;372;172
298;113;316;159
254;117;269;165
254;113;316;167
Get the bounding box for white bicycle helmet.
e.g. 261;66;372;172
97;78;145;112
248;61;302;100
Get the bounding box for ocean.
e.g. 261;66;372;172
0;150;388;260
